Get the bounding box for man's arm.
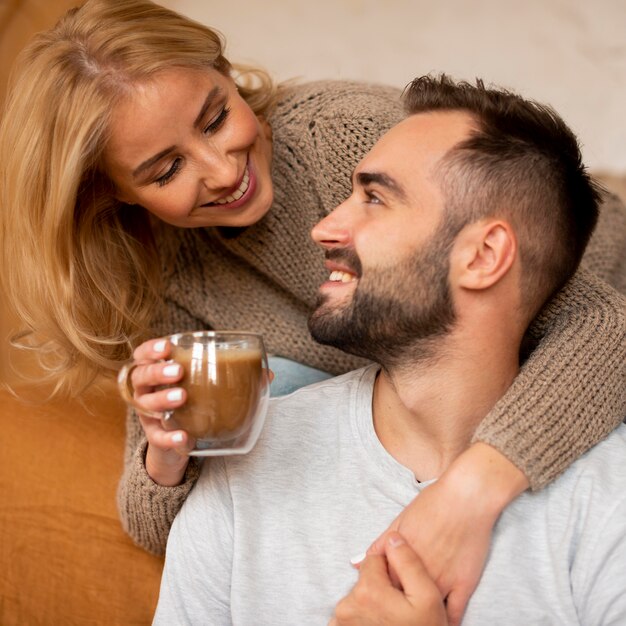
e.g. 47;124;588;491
153;459;234;625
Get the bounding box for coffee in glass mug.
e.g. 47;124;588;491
118;331;270;456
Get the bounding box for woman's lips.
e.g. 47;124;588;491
202;162;257;211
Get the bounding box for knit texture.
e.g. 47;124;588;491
118;80;626;555
116;412;201;556
472;268;625;489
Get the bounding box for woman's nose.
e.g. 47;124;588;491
197;142;240;192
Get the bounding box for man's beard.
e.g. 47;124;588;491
308;223;457;369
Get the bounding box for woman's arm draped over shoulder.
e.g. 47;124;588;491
473;189;626;489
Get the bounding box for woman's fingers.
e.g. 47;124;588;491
134;385;187;415
142;420;193;453
126;337;194;486
133;337;171;361
143;423;194;486
130;360;184;392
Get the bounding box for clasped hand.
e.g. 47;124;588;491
329;532;448;626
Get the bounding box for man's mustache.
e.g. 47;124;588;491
325;248;363;278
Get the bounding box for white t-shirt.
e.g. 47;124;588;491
154;366;626;625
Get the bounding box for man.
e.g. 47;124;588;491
153;75;626;625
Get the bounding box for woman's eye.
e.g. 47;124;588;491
155;157;182;187
203;106;231;135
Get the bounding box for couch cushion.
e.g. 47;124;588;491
0;383;163;625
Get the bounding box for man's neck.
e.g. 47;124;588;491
372;336;520;482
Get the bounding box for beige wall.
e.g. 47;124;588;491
164;0;626;175
2;0;624;172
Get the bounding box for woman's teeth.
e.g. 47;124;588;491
213;169;250;205
329;270;356;283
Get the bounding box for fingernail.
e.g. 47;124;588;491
388;535;405;548
350;552;366;565
163;363;181;377
171;433;184;443
154;340;166;353
166;388;183;402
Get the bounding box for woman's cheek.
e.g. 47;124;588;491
237;110;263;147
144;188;195;222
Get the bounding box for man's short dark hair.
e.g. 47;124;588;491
403;74;602;318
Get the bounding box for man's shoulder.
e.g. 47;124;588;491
571;423;626;488
543;424;626;506
268;366;374;416
213;366;376;484
250;366;373;448
571;423;626;466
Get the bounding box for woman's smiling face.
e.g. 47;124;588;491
103;67;273;228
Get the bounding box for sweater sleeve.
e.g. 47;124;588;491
115;297;207;555
116;407;202;555
579;191;626;295
472;267;626;490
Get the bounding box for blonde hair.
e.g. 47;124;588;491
0;0;277;398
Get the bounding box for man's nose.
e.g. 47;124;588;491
311;202;352;248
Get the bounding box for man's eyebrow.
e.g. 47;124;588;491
132;86;222;180
355;171;408;202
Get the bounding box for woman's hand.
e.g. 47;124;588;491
366;443;529;626
129;338;194;486
330;532;447;626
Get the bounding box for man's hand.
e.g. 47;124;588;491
330;532;447;626
366;443;529;626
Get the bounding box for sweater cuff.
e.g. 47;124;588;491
117;438;202;556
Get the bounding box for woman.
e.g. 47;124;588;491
1;0;624;621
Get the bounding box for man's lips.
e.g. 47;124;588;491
328;270;356;283
323;261;358;285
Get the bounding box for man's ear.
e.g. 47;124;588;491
452;219;517;291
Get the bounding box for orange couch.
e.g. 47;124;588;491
0;382;164;625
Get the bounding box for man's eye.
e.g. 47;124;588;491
365;190;382;204
155;157;182;187
204;106;231;134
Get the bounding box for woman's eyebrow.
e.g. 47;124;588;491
133;146;175;180
193;85;222;128
132;86;223;179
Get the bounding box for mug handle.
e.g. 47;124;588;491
117;361;168;420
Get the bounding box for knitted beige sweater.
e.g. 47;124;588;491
117;80;626;555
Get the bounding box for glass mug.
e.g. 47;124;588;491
118;331;270;456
